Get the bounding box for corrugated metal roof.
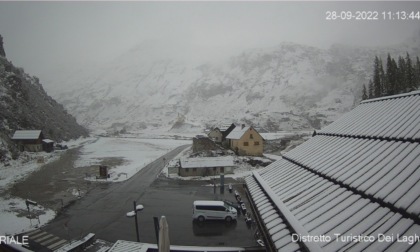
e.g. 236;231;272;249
246;91;420;251
180;156;234;169
12;130;42;140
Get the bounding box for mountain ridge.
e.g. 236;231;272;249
43;34;420;133
0;46;89;162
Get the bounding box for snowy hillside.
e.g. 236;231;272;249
0;53;89;162
44;34;420;133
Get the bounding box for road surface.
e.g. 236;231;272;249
42;145;189;242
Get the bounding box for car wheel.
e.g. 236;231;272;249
225;216;232;222
198;216;205;222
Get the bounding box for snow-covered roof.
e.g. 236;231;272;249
319;90;420;141
226;126;250;140
208;128;221;133
246;91;420;251
11;130;42;140
180;156;234;169
194;200;225;207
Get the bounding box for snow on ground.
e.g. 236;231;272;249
0;197;55;236
260;131;312;140
77;137;191;182
0;152;59;190
0;136;97;189
0;151;61;236
0;138;95;236
0;135;191;236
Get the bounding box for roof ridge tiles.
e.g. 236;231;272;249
281;156;420;225
317;132;419;143
361;90;420;104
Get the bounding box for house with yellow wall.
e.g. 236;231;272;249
226;125;263;156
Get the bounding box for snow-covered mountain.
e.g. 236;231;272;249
0;52;89;162
44;33;420;133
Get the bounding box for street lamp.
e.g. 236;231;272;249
126;201;144;242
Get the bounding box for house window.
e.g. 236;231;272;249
254;141;260;145
185;168;189;172
244;142;249;146
250;134;253;139
193;168;197;172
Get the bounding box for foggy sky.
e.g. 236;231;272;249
0;1;419;79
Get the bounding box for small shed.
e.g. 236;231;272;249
42;139;54;153
11;130;44;152
179;156;235;177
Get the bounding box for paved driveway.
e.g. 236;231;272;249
40;145;258;247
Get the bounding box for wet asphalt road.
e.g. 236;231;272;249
42;145;257;247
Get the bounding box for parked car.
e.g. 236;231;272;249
193;200;237;222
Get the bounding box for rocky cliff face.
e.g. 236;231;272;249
44;34;420;133
0;42;89;162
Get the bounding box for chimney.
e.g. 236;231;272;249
241;124;245;129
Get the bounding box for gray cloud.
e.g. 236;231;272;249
0;1;419;78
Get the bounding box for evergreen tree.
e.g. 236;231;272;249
362;84;368;100
386;54;397;95
405;53;415;91
373;56;382;98
364;53;419;101
397;56;406;93
368;79;374;99
415;57;420;89
379;58;386;96
392;58;398;93
0;34;5;57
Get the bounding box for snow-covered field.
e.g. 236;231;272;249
0;154;60;236
260;131;311;140
0;137;96;236
0;197;55;236
0;136;191;236
77;137;191;182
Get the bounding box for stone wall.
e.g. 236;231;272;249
192;136;219;153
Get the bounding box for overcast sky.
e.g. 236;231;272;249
0;1;419;79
